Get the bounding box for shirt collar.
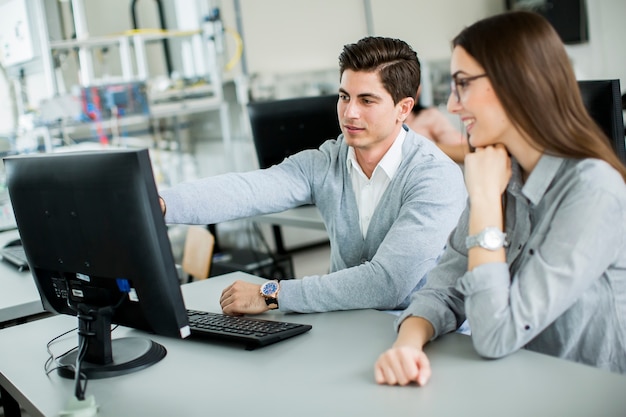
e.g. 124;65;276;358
520;154;565;206
347;128;406;179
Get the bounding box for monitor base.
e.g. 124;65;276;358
57;337;166;380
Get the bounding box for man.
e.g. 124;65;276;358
159;36;467;315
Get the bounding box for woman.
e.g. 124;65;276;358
375;10;626;386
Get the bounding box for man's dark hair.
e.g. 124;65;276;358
339;36;421;105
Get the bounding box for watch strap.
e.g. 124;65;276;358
465;234;480;249
465;227;507;250
264;297;279;309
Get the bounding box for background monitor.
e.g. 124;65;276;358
3;148;190;379
578;79;626;165
506;0;589;44
247;94;341;169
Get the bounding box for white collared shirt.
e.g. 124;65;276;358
347;129;406;238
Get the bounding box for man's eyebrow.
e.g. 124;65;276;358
357;93;381;100
338;89;382;100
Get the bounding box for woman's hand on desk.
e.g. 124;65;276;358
374;316;433;386
374;346;431;386
220;280;271;315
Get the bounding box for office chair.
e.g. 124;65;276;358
181;226;215;282
578;79;626;165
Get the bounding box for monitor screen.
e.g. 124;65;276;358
247;94;341;169
505;0;589;44
578;79;626;165
3;148;190;379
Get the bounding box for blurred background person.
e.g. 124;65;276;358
406;86;469;163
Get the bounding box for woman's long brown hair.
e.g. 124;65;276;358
453;11;626;181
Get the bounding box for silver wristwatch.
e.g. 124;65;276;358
466;227;507;251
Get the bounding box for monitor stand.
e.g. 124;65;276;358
57;303;166;379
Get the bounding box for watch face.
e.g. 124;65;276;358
261;281;279;296
466;227;506;251
482;230;504;250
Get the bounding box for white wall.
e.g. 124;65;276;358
226;0;626;98
565;0;626;89
235;0;503;75
369;0;504;61
236;0;367;75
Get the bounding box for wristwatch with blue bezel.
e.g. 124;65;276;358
466;227;507;251
260;280;280;309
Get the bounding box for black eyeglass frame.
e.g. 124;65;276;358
450;73;488;103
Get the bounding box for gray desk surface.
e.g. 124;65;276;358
1;272;626;417
0;229;45;324
251;205;326;231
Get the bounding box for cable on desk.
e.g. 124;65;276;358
44;324;120;377
43;286;126;402
45;326;78;376
73;332;89;401
67;293;127;400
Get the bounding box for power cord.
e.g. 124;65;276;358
45;285;127;417
44;326;78;376
72;317;90;401
44;327;98;416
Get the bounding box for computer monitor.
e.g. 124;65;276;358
3;148;190;379
506;0;589;44
247;94;341;169
578;79;626;165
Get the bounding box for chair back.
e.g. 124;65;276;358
182;226;215;282
578;79;625;164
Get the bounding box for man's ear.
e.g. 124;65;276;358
398;97;415;122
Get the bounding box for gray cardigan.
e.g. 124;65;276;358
161;127;467;313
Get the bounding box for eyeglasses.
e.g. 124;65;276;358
450;73;487;103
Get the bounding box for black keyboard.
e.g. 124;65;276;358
0;244;29;271
186;309;312;349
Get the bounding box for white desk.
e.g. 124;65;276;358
0;229;45;325
1;272;625;417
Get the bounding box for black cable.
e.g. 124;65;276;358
44;326;78;375
50;290;126;401
44;324;120;377
73;299;121;401
74;333;89;400
45;331;89;400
